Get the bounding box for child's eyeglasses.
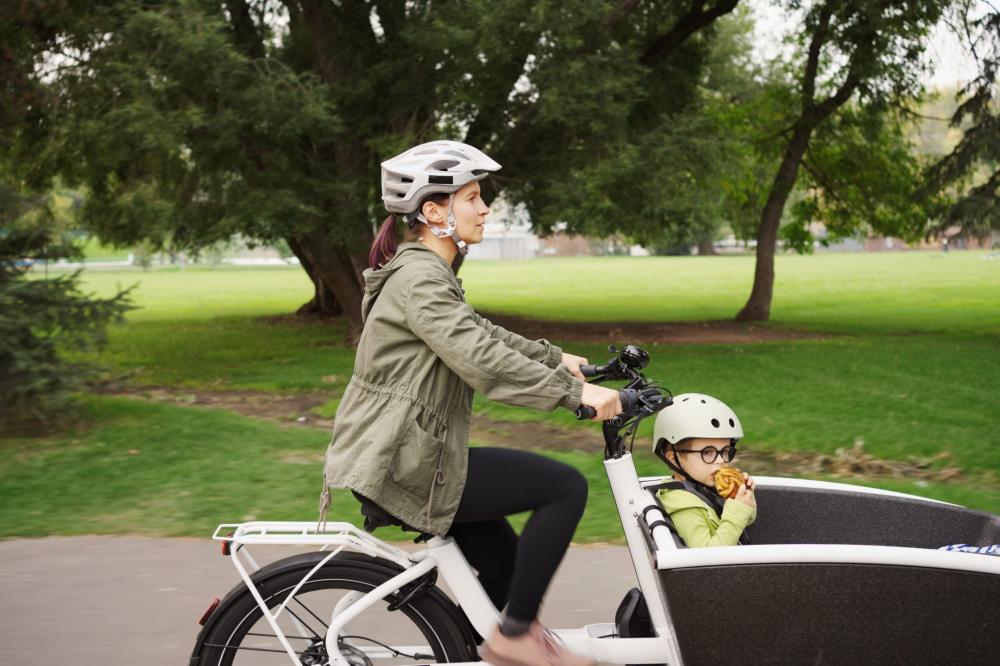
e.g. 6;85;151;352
673;444;736;464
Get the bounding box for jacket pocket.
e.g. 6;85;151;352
388;421;446;502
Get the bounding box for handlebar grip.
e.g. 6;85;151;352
575;389;638;421
579;364;600;378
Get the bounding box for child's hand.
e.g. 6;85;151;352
735;475;756;509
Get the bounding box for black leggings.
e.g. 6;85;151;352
447;447;588;621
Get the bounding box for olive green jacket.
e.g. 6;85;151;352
323;242;584;536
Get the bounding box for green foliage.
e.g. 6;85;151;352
24;1;343;252
924;2;999;239
0;179;134;429
4;0;743;269
786;104;944;250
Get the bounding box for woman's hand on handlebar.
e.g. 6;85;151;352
579;383;623;421
560;352;589;381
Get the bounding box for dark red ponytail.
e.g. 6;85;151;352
369;214;398;269
368;193;450;269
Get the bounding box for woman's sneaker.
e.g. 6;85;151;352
479;622;594;666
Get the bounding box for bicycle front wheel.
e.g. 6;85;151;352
193;552;476;666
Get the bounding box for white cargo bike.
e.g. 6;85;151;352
190;346;1000;666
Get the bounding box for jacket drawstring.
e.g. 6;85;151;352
425;453;446;529
317;474;331;533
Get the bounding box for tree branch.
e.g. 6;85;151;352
801;4;833;108
224;0;265;60
639;0;739;67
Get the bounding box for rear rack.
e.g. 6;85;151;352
212;521;414;569
211;521;427;665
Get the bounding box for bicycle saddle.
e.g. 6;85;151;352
352;491;434;542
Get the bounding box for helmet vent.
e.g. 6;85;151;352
430;159;460;171
711;418;720;428
401;177;413;183
682;397;689;402
729;418;735;427
443;150;468;159
700;399;706;404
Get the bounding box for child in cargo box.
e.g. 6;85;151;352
652;393;756;547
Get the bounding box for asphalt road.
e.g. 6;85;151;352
0;536;638;666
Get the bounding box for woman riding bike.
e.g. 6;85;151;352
321;140;621;666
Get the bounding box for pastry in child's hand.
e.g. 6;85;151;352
715;466;745;499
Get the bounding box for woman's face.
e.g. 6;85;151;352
423;181;490;245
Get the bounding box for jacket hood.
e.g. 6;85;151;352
361;242;452;321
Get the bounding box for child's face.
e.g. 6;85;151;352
669;437;735;487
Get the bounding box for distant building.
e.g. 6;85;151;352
809;222;998;252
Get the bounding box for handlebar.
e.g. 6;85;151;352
574;388;640;420
571;344;672;458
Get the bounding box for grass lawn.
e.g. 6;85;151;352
3;250;997;540
3;397;998;541
75;250;999;334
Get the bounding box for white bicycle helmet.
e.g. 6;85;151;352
381;140;501;256
652;393;743;466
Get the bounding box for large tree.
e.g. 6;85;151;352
735;0;948;321
5;0;742;337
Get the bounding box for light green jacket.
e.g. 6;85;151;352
323;242;584;536
657;486;756;548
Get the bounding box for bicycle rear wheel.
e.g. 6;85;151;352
192;552;476;666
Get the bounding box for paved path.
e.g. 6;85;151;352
0;537;638;666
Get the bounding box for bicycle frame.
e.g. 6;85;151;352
214;450;684;666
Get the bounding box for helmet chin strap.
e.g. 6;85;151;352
415;194;468;257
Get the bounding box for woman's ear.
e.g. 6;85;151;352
422;200;444;226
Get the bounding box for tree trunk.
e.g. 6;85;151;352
736;125;813;322
291;234;367;338
286;236;343;317
696;237;717;256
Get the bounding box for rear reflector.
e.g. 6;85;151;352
221;532;235;556
199;598;220;625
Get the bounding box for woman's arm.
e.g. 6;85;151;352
468;311;563;369
405;272;582;411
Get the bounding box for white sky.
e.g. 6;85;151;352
747;0;984;90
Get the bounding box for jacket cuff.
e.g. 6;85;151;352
544;341;564;369
722;498;756;526
561;375;584;410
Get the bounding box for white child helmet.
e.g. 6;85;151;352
652;393;743;462
380;140;501;256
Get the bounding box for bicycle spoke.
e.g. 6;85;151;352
340;634;435;660
290;594;330;631
245;631;315;641
259;580;325;639
202;641;308;656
